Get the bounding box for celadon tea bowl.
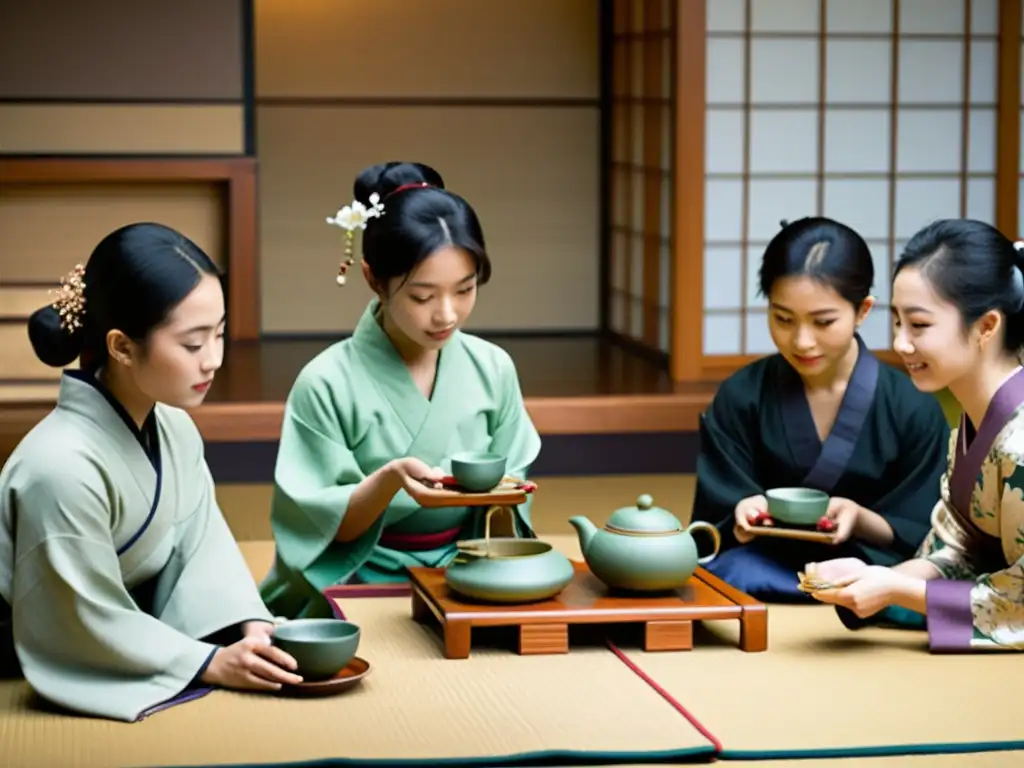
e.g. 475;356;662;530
449;451;507;492
444;506;574;603
765;487;829;525
271;618;361;681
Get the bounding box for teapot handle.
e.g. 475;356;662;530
685;521;722;565
483;505;518;554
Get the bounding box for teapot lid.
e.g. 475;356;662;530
605;494;682;534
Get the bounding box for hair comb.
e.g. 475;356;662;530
50;263;87;331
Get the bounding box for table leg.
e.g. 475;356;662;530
643;620;694;651
739;605;768;652
443;621;472;659
518;623;569;655
411;587;431;624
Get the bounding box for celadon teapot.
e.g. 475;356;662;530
569;494;721;592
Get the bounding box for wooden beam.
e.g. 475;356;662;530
699;351;908;383
669;0;706;383
996;0;1022;237
0;157;261;340
0;392;718;455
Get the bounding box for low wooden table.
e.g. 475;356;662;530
408;560;768;659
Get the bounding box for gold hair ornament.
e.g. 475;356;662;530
325;193;386;285
50;263;86;331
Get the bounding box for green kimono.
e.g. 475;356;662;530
0;371;273;722
260;299;543;619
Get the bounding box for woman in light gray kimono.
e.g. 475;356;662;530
0;223;302;722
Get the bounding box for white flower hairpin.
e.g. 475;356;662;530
325;193;385;285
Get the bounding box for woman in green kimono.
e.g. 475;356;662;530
0;223;302;722
809;219;1024;652
260;161;542;619
690;217;951;602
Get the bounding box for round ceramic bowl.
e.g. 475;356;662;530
765;487;829;525
450;451;507;492
445;538;574;603
271;619;361;682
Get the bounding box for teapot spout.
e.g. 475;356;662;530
568;516;598;555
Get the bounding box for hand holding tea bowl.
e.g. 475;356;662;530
270;618;361;682
449;451;507;492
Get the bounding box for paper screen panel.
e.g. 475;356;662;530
701;0;996;358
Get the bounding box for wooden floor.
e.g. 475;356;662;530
203;334;681;402
1;334;720;452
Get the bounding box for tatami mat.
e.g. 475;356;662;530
621;603;1024;760
721;756;1022;768
6;525;1016;766
0;533;716;768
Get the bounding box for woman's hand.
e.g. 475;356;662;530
807;566;925;618
388;456;447;494
733;494;769;544
822;497;862;544
201;634;303;691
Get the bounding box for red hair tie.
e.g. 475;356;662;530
387;182;431;198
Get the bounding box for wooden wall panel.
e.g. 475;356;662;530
256;105;599;333
0;183;227;280
0;0;243;100
255;0;597;99
0;105;244;155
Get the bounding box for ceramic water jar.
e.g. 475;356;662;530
444;506;574;603
569;494;721;592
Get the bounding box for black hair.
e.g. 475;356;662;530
354;161;492;288
758;216;874;308
894;218;1024;354
28;222;220;373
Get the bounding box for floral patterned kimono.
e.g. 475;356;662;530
918;367;1024;652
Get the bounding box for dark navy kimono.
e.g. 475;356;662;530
691;335;950;603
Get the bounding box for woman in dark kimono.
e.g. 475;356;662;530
691;217;951;602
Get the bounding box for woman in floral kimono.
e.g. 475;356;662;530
809;218;1024;652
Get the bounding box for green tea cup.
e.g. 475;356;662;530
450;451;507;492
765;487;830;526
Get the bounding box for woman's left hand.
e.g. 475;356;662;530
808;566;922;618
822;497;863;544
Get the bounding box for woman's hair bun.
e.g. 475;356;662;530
27;305;84;368
779;219;789;229
353;161;446;205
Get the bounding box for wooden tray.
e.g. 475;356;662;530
748;525;835;544
407;561;767;659
406;476;535;509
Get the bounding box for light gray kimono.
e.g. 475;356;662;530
0;371;273;722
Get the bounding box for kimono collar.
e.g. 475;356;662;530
350;298;463;378
58;370;158;451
